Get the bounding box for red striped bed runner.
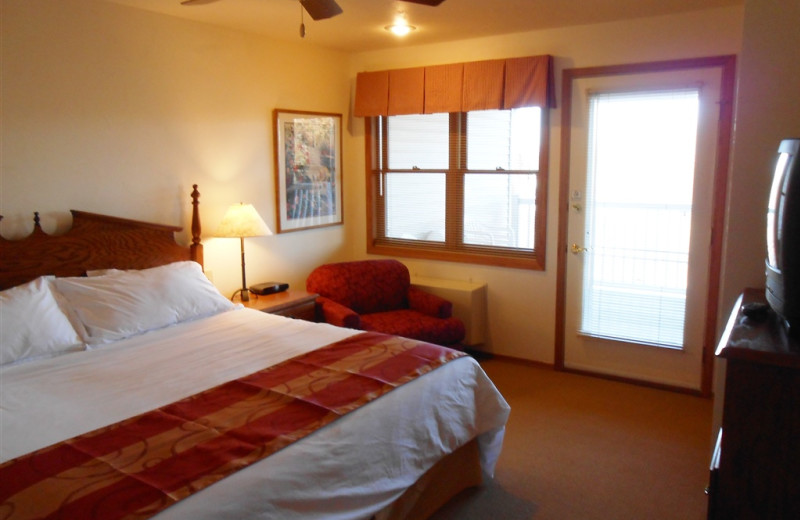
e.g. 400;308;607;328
0;332;465;520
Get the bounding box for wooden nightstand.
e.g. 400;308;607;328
234;290;318;322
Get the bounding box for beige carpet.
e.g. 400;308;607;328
431;358;714;520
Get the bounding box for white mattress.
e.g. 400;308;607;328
1;308;510;519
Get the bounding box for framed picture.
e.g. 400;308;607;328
273;109;343;233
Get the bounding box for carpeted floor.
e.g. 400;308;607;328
431;358;714;520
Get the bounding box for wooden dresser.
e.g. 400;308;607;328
708;288;800;519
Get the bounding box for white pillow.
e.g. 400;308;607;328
53;261;234;345
0;277;84;365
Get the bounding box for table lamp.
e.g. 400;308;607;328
215;202;272;302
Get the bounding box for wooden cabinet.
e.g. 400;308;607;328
234;290;318;322
708;288;800;519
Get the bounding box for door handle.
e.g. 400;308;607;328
571;243;589;254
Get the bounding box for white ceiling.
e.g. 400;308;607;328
104;0;741;53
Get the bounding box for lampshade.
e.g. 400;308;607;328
215;203;272;238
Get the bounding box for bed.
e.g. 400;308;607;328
0;186;510;520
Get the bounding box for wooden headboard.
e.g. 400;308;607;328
0;185;203;290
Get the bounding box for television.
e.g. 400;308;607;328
765;138;800;331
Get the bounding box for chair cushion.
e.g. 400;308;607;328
361;309;466;346
306;259;410;314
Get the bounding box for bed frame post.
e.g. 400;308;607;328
191;184;204;268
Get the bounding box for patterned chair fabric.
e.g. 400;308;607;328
306;259;466;347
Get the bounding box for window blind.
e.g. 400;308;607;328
580;88;700;349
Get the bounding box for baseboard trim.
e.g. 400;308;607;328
466;350;554;370
471;350;709;397
561;366;707;397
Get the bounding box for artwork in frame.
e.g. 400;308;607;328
273;109;343;233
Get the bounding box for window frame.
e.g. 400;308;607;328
365;109;549;270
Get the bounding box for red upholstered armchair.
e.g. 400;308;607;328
306;259;466;347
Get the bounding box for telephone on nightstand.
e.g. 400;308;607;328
249;282;289;295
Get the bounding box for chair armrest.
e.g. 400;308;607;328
407;286;453;318
316;296;361;329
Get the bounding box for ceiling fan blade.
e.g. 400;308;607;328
400;0;447;6
180;0;221;5
300;0;343;21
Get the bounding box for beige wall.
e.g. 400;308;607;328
722;0;800;316
1;0;353;295
710;0;800;449
349;7;744;361
2;1;757;365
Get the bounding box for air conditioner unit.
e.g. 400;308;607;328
410;276;487;347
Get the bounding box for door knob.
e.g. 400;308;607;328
571;243;589;254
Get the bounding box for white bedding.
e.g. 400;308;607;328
1;308;510;519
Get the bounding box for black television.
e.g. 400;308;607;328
765;138;800;331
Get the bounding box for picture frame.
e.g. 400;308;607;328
273;109;343;233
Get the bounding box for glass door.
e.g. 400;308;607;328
562;66;723;390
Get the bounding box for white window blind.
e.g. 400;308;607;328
385;172;446;242
464;108;539;248
580;88;699;348
467;108;540;170
387;113;448;170
384;114;448;242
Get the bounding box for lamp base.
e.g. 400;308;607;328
231;288;251;302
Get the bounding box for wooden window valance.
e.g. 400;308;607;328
354;55;555;117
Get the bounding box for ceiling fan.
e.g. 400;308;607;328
180;0;447;22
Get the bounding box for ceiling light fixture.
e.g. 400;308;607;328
385;11;415;37
385;22;416;36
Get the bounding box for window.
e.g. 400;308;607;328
367;107;548;269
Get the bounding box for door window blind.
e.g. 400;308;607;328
580;88;700;348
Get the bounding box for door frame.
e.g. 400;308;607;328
555;56;737;397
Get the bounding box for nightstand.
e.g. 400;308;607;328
234;290;318;322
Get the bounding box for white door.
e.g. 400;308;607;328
562;65;724;391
